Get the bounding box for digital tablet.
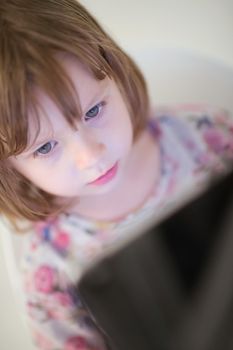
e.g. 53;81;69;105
78;168;233;350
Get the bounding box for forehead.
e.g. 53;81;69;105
27;55;111;143
57;54;109;107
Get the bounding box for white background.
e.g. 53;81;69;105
0;1;233;349
82;0;233;68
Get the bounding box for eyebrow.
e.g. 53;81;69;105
83;81;110;113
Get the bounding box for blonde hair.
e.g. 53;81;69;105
0;0;149;225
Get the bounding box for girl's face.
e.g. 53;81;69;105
10;55;133;198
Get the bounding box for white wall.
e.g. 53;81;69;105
1;1;233;349
81;0;233;69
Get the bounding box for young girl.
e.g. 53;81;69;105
0;1;233;349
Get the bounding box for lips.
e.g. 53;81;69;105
88;162;118;186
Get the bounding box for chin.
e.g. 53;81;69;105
84;172;122;197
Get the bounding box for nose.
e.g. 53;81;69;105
72;131;106;170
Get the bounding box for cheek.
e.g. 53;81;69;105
104;87;133;152
12;161;78;196
29;169;66;193
115;113;133;151
39;167;78;192
120;124;133;153
31;172;80;196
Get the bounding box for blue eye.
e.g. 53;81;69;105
85;102;104;120
34;141;57;157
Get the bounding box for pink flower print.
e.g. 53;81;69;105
215;114;228;125
43;292;73;321
215;112;233;130
35;222;49;238
203;128;227;153
30;242;37;251
35;221;47;232
33;329;53;350
65;336;88;350
195;152;213;168
34;265;57;294
53;291;73;307
53;231;70;251
185;139;196;151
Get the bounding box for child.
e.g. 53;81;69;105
0;1;233;349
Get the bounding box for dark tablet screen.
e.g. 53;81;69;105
78;169;233;350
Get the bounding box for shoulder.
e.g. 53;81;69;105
17;217;107;349
151;104;233;167
19;219;73;298
20;216;77;277
20;214;106;287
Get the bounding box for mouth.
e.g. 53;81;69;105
88;162;118;186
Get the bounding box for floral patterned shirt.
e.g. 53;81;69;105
19;105;233;349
